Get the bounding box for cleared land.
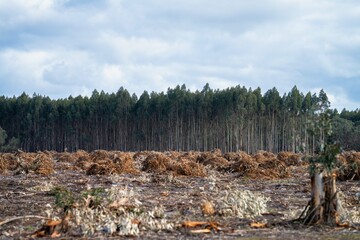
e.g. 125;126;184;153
0;150;359;239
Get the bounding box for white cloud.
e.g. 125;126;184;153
97;33;191;63
43;51;98;85
0;0;359;109
0;49;52;91
102;64;123;83
0;0;56;26
312;87;360;111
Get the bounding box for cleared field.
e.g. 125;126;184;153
0;150;359;239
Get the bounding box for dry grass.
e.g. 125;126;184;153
73;150;90;159
229;151;291;179
223;152;241;161
165;151;183;159
113;152;139;174
202;157;230;170
0;150;358;180
337;151;360;181
197;149;222;163
90;150;110;162
253;150;276;164
86;159;116;175
74;158;92;171
201;200;215;215
56;152;78;163
142;153;175;174
196;149;229;171
86;152;140;175
0;152;55;175
142;153;207;177
133;151;152;161
277;151;303;166
27;153;54;175
230;151;258;174
0;155;7;174
2;153;18;171
174;158;206;177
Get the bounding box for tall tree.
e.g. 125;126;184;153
0;84;357;153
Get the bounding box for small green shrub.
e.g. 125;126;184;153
50;186;75;209
81;187;106;208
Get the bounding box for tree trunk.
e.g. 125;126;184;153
303;172;341;226
323;173;339;225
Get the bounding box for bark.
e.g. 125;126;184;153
303;172;342;226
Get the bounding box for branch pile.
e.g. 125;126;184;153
337;151;360;181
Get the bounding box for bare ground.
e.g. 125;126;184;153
0;151;359;239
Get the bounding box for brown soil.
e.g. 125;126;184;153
0;150;359;239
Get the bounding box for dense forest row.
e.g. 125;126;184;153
0;84;359;153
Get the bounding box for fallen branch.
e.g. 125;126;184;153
297;201;310;221
0;215;50;226
303;204;323;225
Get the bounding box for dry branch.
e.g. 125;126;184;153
0;215;50;226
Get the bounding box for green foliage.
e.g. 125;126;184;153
307;97;342;175
81;187;106;208
0;126;19;152
50;186;106;210
305;91;334;154
0;126;7;146
0;85;358;153
309;144;341;175
332;115;360;151
50;186;75;209
1;137;19;152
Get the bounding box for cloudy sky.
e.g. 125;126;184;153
0;0;360;110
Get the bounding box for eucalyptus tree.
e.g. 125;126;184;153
0;84;357;153
301;102;345;226
263;87;281;152
0;126;6;147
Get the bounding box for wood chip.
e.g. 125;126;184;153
208;221;221;231
182;221;208;228
337;222;350;228
50;231;61;238
0;215;49;226
250;222;268;228
45;220;62;227
161;191;170;197
202;200;215;215
190;229;211;234
132;219;141;225
32;230;46;238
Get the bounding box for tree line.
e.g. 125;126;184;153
0;84;359;153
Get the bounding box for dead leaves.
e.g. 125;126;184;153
201;200;215;215
182;221;208;228
160;191;170;197
336;221;351;228
189;229;212;233
250;222;268;228
0;215;49;227
182;220;268;235
182;221;221;234
31;212;70;238
108;197;129;209
32;220;63;238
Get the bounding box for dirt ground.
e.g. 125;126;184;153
0;150;359;239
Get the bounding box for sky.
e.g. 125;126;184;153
0;0;360;110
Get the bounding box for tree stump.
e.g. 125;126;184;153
302;172;342;226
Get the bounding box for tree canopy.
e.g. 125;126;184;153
0;85;358;153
